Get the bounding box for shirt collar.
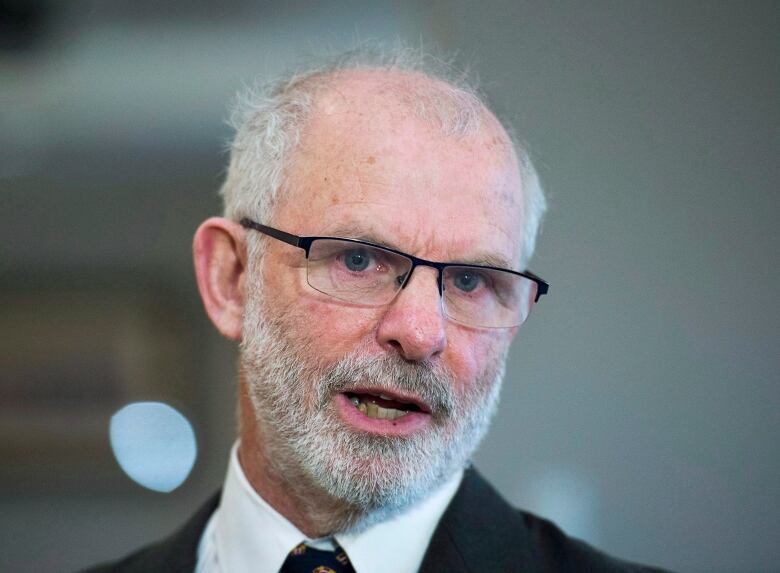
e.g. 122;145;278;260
334;469;463;573
215;442;463;573
215;443;303;573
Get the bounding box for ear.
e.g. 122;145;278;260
193;217;248;341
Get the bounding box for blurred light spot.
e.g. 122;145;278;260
523;467;600;544
110;402;196;492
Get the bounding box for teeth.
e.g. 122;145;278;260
349;395;408;420
385;407;406;420
378;394;393;400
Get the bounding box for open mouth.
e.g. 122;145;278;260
344;392;423;421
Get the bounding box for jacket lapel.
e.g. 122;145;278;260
418;467;538;573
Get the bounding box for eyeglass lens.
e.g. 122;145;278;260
306;238;537;328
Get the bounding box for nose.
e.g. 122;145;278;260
376;266;447;362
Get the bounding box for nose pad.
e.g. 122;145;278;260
396;263;444;295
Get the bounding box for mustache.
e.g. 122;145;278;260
317;353;455;417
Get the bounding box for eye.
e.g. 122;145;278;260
452;270;483;292
342;248;372;272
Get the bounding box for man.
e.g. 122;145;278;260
87;49;667;572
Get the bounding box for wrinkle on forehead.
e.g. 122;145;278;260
334;151;521;218
291;137;520;207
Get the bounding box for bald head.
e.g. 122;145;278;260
303;67;493;137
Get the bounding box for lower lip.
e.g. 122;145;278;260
335;393;431;436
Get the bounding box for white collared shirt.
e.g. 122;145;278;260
196;443;463;573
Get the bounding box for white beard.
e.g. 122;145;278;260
240;280;507;531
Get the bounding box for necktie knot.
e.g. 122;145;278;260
279;541;355;573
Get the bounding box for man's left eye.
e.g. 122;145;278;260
452;270;483;292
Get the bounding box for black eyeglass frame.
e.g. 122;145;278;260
240;218;549;305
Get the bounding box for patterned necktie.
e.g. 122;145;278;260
279;541;356;573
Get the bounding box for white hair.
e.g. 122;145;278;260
219;44;547;267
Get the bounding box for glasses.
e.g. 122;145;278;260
240;218;549;329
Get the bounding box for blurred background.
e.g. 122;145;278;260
1;1;778;571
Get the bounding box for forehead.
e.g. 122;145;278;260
274;71;526;267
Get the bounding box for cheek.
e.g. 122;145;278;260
263;262;381;364
295;297;381;361
444;328;510;394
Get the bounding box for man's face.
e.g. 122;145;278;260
240;74;525;522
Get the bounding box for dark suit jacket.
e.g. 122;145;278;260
83;468;669;572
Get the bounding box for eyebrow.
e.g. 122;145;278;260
323;223;516;271
468;253;514;270
326;222;400;250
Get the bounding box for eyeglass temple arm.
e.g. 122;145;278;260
521;269;549;301
240;219;302;248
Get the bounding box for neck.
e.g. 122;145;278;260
237;384;365;537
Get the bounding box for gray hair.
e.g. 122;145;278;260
219;45;546;267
